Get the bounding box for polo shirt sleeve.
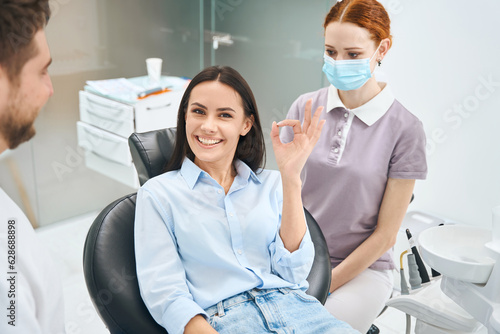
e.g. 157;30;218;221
388;119;428;180
135;186;207;334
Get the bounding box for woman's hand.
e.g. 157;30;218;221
270;99;325;179
184;315;219;334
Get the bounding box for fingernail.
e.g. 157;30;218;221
277;121;284;126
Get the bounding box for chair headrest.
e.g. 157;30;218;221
128;128;177;186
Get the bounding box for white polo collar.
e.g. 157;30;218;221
326;83;395;126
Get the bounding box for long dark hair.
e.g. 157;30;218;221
163;65;266;173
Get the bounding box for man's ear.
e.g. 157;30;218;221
0;64;10;85
0;64;6;81
0;64;10;103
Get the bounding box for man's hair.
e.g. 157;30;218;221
0;0;51;82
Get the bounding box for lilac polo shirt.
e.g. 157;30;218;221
280;84;427;270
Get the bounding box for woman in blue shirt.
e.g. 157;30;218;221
134;66;358;334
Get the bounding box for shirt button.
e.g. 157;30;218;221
337;130;342;136
333;148;339;153
217;189;222;194
229;213;234;217
344;112;348;118
237;249;243;255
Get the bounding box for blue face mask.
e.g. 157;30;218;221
322;45;380;91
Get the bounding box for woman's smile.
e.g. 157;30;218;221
196;136;223;146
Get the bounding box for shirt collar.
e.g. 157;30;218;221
180;157;261;190
326;82;395;126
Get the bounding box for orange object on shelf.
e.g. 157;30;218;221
137;87;171;100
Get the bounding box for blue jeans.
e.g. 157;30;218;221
204;288;360;334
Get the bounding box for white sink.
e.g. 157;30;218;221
419;225;496;284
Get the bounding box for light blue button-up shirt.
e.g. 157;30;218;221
134;158;314;334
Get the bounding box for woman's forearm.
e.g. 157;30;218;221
330;229;396;292
271;99;325;253
279;175;307;252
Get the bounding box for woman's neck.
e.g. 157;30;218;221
338;78;383;110
217;168;236;194
195;159;236;194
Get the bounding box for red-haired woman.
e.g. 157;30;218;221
280;0;427;332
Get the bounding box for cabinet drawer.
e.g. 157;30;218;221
79;91;134;137
77;121;132;166
84;151;139;189
135;90;183;133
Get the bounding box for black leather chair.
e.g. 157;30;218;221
83;128;332;334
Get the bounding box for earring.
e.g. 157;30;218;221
377;59;382;66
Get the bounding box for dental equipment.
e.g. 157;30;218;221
418;205;500;333
406;228;430;283
400;250;410;295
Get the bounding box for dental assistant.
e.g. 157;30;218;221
280;0;427;332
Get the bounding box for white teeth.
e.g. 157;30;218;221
198;137;222;145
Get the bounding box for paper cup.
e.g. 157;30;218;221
146;58;162;86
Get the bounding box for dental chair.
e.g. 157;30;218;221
82;128;332;334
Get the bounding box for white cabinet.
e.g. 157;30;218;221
77;76;188;188
79;91;135;138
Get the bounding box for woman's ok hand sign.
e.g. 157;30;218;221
270;99;325;179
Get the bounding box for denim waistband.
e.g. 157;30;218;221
204;287;292;317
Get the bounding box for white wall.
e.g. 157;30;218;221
377;0;500;228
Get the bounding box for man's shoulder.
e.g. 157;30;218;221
0;188;37;236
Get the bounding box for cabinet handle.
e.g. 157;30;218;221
147;103;172;111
